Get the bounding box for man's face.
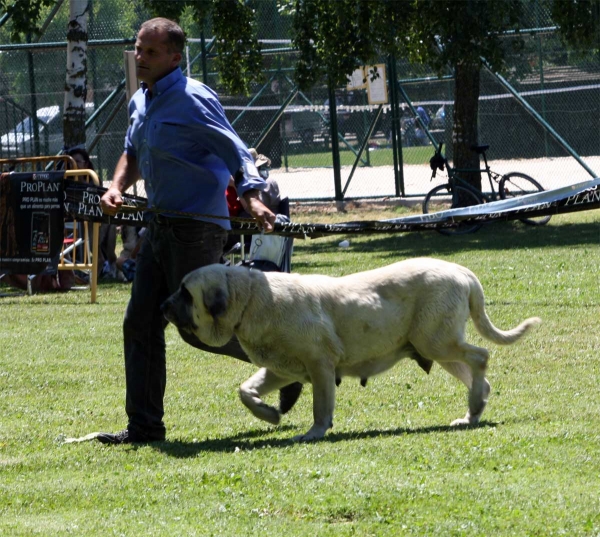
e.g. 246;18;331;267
134;27;181;90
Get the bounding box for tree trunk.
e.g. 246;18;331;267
452;62;481;189
63;0;89;151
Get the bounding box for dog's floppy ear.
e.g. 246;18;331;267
180;283;193;306
204;287;227;319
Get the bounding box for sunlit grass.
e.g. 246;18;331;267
1;209;599;536
281;144;434;168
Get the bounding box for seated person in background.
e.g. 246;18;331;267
416;106;431;128
68;148;119;280
414;106;431;146
240;149;293;272
243;148;281;214
115;225;145;282
224;148;283;256
226;176;243;218
223;177;244;257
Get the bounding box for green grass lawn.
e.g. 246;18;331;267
1;208;599;536
282;144;434;168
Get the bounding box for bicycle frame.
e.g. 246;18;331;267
425;142;551;234
436;145;502;201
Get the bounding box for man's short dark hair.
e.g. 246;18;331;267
140;17;186;54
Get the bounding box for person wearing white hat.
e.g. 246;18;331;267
246;148;281;214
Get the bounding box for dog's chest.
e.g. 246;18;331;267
242;342;311;382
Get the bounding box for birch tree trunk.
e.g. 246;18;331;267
63;0;89;151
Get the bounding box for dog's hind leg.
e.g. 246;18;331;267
431;343;491;426
239;368;295;425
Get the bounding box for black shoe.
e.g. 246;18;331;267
97;429;163;445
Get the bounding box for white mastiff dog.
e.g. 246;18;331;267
162;258;540;442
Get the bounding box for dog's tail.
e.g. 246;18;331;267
468;275;541;345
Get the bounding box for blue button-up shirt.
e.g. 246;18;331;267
125;68;264;229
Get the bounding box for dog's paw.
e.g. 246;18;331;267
292;432;322;443
450;412;480;427
239;387;281;425
450;417;471;427
255;403;281;425
292;425;329;442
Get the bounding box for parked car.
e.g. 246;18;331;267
0;102;95;158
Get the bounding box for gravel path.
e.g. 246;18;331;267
272;155;600;201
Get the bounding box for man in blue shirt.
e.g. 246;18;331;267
97;18;300;444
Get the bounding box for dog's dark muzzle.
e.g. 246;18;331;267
161;287;197;332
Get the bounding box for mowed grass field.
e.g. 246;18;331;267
1;207;599;536
281;144;434;168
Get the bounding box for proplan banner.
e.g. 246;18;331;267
0;171;64;274
261;178;600;238
64;180;147;225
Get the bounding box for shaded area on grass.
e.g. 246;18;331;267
150;421;498;458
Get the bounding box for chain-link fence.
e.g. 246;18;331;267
1;0;598;202
0;3;141;185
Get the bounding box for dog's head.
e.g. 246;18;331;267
162;264;251;347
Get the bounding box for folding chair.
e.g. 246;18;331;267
241;197;294;273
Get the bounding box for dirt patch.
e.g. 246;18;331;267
289;198;421;224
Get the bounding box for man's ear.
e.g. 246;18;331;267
171;52;182;69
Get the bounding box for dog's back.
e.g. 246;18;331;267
258;257;540;359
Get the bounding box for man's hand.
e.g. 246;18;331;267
101;153;139;216
242;190;276;233
100;187;124;216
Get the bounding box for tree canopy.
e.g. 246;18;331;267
0;0;58;41
2;0;598;176
286;0;527;90
2;0;598;94
142;0;263;94
551;0;600;51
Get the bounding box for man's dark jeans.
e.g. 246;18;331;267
123;217;247;440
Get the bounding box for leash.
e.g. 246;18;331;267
118;203;259;226
63;177;600;239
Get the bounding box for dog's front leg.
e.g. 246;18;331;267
293;363;336;442
239;368;292;425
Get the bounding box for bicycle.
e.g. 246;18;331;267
423;143;551;235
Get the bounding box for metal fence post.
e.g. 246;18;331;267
200;31;208;85
26;34;41;158
388;55;404;197
328;82;343;204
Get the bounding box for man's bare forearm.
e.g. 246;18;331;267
101;153;140;216
110;152;141;194
242;189;276;232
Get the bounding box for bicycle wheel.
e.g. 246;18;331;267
422;183;485;235
499;172;551;226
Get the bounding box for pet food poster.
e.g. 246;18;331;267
0;171;64;275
